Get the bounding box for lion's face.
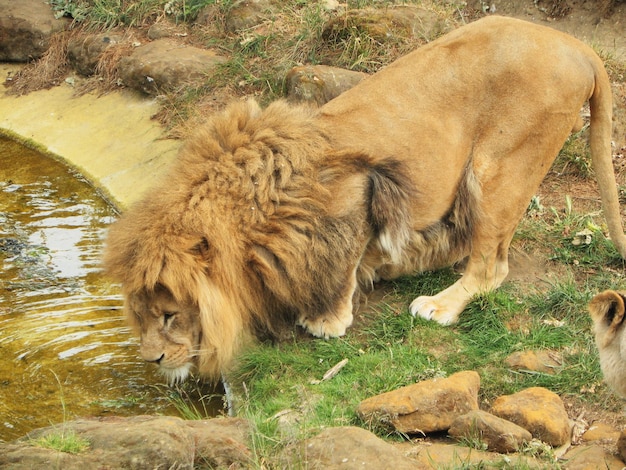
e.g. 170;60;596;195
128;286;202;384
589;290;626;398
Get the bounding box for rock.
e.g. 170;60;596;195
490;387;571;447
504;350;562;374
281;426;419;469
322;6;450;44
402;442;540;468
67;33;125;76
0;0;69;62
0;416;251;469
581;422;620;442
357;370;480;434
618;429;626;462
225;0;274;33
118;39;226;95
286;65;368;105
562;444;625;469
448;409;532;453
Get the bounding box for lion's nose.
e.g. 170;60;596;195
141;351;165;364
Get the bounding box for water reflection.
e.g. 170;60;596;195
0;136;220;441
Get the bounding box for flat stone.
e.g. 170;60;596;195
119;39;226;95
581;422;621;442
448;409;532;453
562;444;625;470
504;350;562;374
281;426;419;469
490;387;570;447
286;65;367;105
357;370;480;434
0;0;69;62
0;416;251;469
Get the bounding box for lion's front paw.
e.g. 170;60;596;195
409;295;462;325
298;311;353;339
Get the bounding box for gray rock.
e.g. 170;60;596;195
0;0;69;62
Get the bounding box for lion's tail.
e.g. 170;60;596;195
589;56;626;258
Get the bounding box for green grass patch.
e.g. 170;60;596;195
31;428;90;454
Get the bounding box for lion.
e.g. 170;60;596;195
589;291;626;398
104;16;626;383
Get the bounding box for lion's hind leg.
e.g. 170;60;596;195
297;267;357;339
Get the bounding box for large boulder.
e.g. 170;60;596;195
0;415;251;469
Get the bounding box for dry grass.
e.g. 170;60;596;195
6;31;73;95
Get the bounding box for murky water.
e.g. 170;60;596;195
0;136;220;441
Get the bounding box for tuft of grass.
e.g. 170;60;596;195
30;371;91;454
31;428;90;454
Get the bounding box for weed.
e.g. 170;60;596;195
31;429;90;454
30;371;90;454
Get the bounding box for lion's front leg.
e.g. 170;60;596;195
297;267;357;339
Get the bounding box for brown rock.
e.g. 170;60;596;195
581;422;620;442
0;0;69;62
505;350;562;374
357;370;480;434
281;426;419;469
490;387;571;447
448;409;532;453
403;442;540;469
562;444;625;469
286;65;368;105
119;39;226;95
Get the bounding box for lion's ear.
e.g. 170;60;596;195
589;290;626;346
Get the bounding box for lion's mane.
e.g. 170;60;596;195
104;99;411;378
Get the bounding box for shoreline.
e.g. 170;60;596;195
0;63;180;209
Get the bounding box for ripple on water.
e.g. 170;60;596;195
0;136;220;441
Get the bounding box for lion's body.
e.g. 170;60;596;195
589;291;626;398
104;16;626;382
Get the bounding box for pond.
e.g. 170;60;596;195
0;136;221;441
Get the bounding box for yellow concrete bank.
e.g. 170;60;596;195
0;64;180;209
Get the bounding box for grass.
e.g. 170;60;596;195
30;371;91;454
31;429;90;455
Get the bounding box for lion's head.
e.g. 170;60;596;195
103;99;412;382
589;290;626;397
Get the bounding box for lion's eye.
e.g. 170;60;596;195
163;312;175;325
